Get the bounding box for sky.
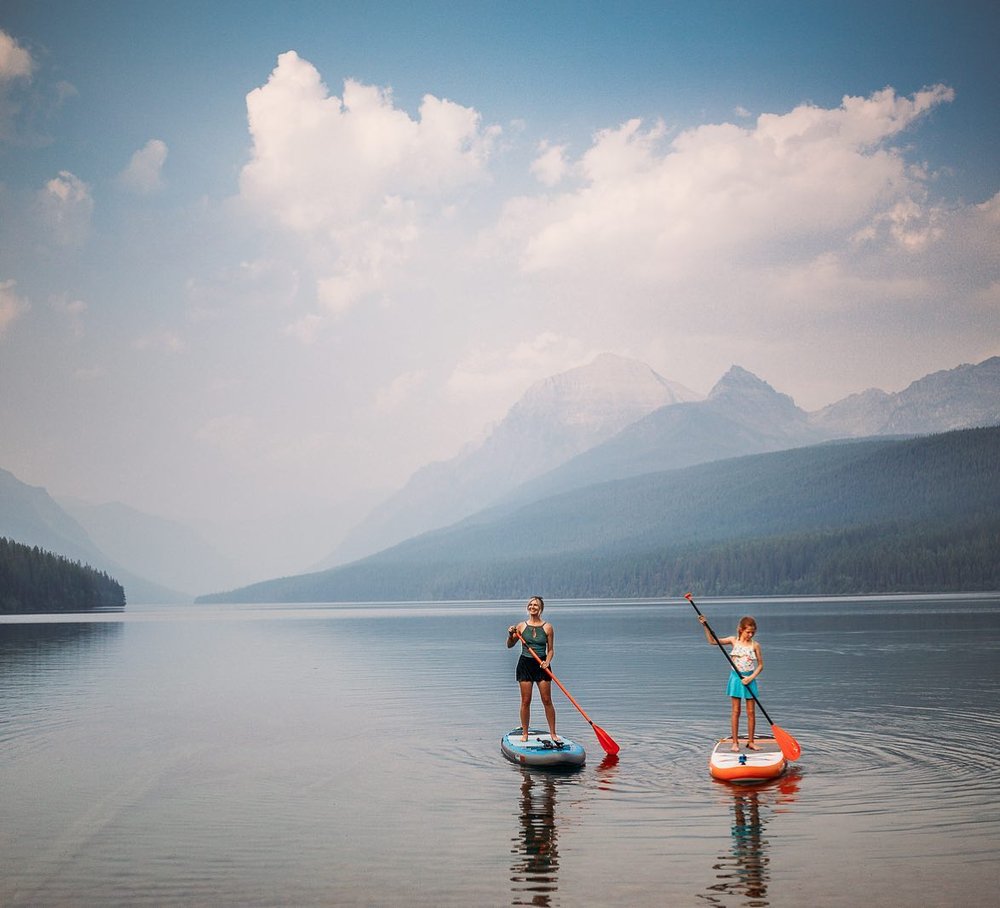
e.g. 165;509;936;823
1;1;998;577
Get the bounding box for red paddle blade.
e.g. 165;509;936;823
593;724;620;756
772;724;801;761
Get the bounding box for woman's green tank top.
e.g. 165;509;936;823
520;623;548;660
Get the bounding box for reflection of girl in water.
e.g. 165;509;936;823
704;771;800;906
731;792;767;901
704;789;768;905
510;771;559;907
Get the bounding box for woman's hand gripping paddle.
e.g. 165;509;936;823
685;593;801;761
514;629;620;756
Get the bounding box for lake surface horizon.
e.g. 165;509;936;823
2;593;998;906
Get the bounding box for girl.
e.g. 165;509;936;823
700;614;763;751
506;596;559;743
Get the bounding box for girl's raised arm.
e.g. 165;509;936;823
699;615;733;646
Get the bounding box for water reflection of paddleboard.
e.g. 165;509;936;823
709;736;786;783
501;728;586;768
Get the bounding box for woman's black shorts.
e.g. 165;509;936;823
516;655;549;683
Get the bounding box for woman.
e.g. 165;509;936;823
506;596;559;742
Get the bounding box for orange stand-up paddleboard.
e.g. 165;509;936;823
709;736;787;783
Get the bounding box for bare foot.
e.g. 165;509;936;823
520;732;529;742
730;742;741;752
746;741;761;751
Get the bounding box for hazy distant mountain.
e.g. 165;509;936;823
0;468;184;604
200;426;1000;602
810;356;1000;436
501;365;827;506
321;353;700;566
59;499;242;597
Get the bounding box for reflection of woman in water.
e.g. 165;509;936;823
510;771;559;907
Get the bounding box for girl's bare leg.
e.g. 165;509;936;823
730;698;742;751
746;701;759;749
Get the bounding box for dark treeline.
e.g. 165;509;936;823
0;537;125;613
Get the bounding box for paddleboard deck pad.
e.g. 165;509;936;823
501;728;586;768
709;736;787;783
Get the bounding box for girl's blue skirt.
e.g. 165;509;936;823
727;670;759;700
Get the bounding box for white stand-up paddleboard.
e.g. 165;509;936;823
501;728;586;768
709;737;787;783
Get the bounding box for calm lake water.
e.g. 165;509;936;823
2;594;998;906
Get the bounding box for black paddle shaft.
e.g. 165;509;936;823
686;594;775;726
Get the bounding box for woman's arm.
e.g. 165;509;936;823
506;621;522;648
542;622;554;668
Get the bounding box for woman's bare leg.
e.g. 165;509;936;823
538;680;558;739
519;681;534;739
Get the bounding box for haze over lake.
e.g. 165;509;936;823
3;594;997;906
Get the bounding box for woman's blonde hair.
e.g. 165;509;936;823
528;596;545;612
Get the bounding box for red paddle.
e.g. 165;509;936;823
514;629;620;756
685;593;801;761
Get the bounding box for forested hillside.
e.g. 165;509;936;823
0;537;126;613
201;426;1000;602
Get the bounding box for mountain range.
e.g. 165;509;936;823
0;469;184;603
319;353;700;566
2;354;998;603
319;355;1000;562
200;425;1000;602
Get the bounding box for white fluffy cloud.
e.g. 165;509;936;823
0;29;34;142
239;51;499;323
0;29;33;82
119;139;168;194
495;86;958;281
0;278;29;336
531;141;569;186
36;171;93;245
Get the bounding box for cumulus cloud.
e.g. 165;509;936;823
0;278;29;336
241;52;497;228
239;51;500;326
531;141;569;186
0;29;33;81
36;171;93;245
0;29;34;142
119;139;168;194
493;86;957;280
